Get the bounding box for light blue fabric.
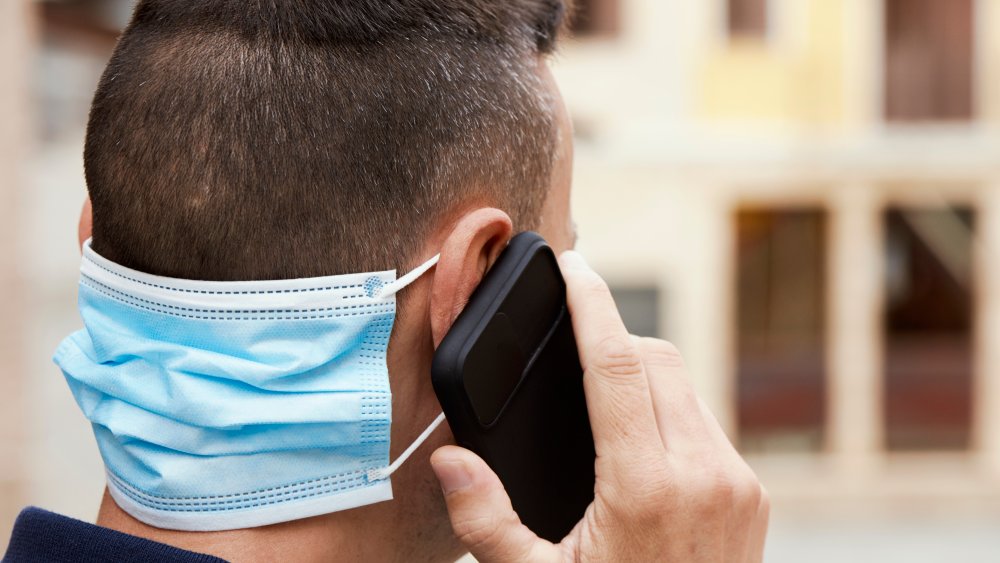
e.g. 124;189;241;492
52;241;426;531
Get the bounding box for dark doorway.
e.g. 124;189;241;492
729;0;768;38
884;208;974;450
736;209;827;452
884;0;974;121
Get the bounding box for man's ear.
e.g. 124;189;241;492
429;208;513;348
79;196;93;252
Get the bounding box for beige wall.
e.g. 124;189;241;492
0;0;34;547
699;0;847;129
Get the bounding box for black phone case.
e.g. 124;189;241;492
431;232;596;542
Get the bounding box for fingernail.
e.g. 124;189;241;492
432;458;474;494
559;250;589;270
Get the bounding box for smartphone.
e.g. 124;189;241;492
431;231;596;542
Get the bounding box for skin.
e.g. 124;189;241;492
77;58;768;562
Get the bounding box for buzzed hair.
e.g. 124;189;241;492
84;0;567;281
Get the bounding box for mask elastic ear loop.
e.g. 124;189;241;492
377;254;441;298
367;253;445;482
367;412;447;482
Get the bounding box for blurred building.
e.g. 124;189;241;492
0;0;35;546
0;0;127;547
3;0;1000;561
556;1;1000;559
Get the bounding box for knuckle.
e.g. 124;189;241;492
597;453;672;507
575;267;611;296
564;265;610;297
603;481;672;530
734;471;763;511
758;484;771;516
638;338;686;369
734;461;763;491
589;334;644;379
694;463;763;513
707;475;737;505
670;457;768;525
689;462;736;504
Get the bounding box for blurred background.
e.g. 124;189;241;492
3;0;1000;560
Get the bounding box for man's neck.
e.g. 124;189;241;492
96;489;387;562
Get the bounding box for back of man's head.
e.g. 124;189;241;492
85;0;566;280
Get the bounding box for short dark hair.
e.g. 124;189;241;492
84;0;566;280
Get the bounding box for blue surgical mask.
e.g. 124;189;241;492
54;240;443;531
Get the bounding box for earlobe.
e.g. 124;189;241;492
429;208;513;348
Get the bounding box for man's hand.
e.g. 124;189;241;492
430;251;769;562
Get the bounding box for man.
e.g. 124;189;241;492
4;1;769;561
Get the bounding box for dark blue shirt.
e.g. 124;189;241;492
3;507;227;563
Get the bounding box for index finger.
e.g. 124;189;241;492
559;251;664;461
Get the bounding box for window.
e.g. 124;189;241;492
884;0;974;121
884;208;974;450
38;0;123;141
728;0;767;38
735;209;827;452
40;0;132;40
570;0;621;38
609;287;660;338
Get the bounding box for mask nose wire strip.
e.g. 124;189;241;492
377;254;441;298
367;412;447;482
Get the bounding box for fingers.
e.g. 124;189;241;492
632;337;769;563
556;252;769;562
558;251;664;463
430;446;561;563
632;336;746;462
632;337;715;455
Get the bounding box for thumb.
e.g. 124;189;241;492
430;446;561;563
